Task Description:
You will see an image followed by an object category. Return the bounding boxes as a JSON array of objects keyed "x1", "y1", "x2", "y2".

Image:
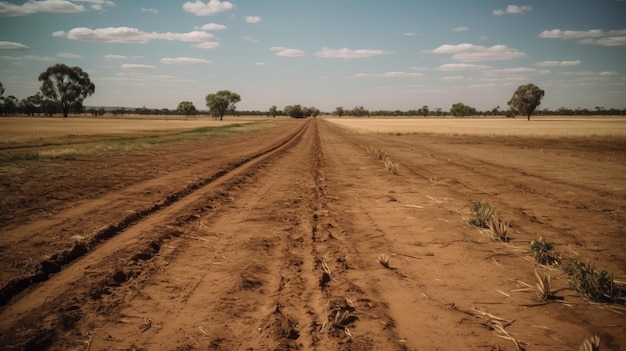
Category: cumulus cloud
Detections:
[
  {"x1": 140, "y1": 8, "x2": 158, "y2": 13},
  {"x1": 535, "y1": 60, "x2": 581, "y2": 67},
  {"x1": 0, "y1": 54, "x2": 53, "y2": 61},
  {"x1": 427, "y1": 43, "x2": 525, "y2": 62},
  {"x1": 57, "y1": 52, "x2": 82, "y2": 58},
  {"x1": 315, "y1": 47, "x2": 392, "y2": 59},
  {"x1": 539, "y1": 29, "x2": 626, "y2": 46},
  {"x1": 161, "y1": 57, "x2": 212, "y2": 65},
  {"x1": 352, "y1": 72, "x2": 424, "y2": 78},
  {"x1": 244, "y1": 36, "x2": 259, "y2": 43},
  {"x1": 57, "y1": 27, "x2": 217, "y2": 44},
  {"x1": 183, "y1": 0, "x2": 234, "y2": 16},
  {"x1": 121, "y1": 63, "x2": 155, "y2": 70},
  {"x1": 270, "y1": 47, "x2": 306, "y2": 57},
  {"x1": 104, "y1": 54, "x2": 128, "y2": 60},
  {"x1": 245, "y1": 16, "x2": 261, "y2": 23},
  {"x1": 0, "y1": 41, "x2": 29, "y2": 50},
  {"x1": 435, "y1": 63, "x2": 491, "y2": 71},
  {"x1": 192, "y1": 41, "x2": 220, "y2": 49},
  {"x1": 485, "y1": 67, "x2": 550, "y2": 76},
  {"x1": 197, "y1": 23, "x2": 227, "y2": 30},
  {"x1": 493, "y1": 5, "x2": 532, "y2": 16},
  {"x1": 441, "y1": 75, "x2": 465, "y2": 81},
  {"x1": 451, "y1": 26, "x2": 468, "y2": 32},
  {"x1": 0, "y1": 0, "x2": 85, "y2": 17}
]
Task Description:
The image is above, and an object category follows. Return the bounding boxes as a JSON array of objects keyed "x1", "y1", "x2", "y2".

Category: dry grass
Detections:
[
  {"x1": 469, "y1": 202, "x2": 495, "y2": 228},
  {"x1": 487, "y1": 217, "x2": 509, "y2": 242},
  {"x1": 377, "y1": 254, "x2": 391, "y2": 269},
  {"x1": 578, "y1": 335, "x2": 600, "y2": 351}
]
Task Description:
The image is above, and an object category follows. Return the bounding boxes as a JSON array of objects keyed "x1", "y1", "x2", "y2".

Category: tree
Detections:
[
  {"x1": 508, "y1": 83, "x2": 545, "y2": 121},
  {"x1": 284, "y1": 105, "x2": 304, "y2": 118},
  {"x1": 177, "y1": 101, "x2": 197, "y2": 118},
  {"x1": 334, "y1": 106, "x2": 345, "y2": 117},
  {"x1": 38, "y1": 64, "x2": 95, "y2": 118},
  {"x1": 450, "y1": 102, "x2": 476, "y2": 117},
  {"x1": 268, "y1": 105, "x2": 278, "y2": 118},
  {"x1": 205, "y1": 90, "x2": 241, "y2": 121},
  {"x1": 418, "y1": 105, "x2": 429, "y2": 117}
]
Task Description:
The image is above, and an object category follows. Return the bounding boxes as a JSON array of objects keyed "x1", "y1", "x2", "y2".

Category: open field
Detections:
[
  {"x1": 0, "y1": 117, "x2": 625, "y2": 350},
  {"x1": 328, "y1": 116, "x2": 626, "y2": 137}
]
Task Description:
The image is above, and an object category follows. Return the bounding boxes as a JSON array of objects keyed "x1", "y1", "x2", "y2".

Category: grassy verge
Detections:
[{"x1": 0, "y1": 121, "x2": 267, "y2": 164}]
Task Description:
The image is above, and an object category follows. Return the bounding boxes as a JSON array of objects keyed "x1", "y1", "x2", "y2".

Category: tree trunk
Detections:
[{"x1": 527, "y1": 113, "x2": 531, "y2": 121}]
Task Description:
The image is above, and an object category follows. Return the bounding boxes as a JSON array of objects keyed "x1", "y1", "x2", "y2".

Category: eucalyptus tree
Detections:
[
  {"x1": 177, "y1": 101, "x2": 197, "y2": 118},
  {"x1": 508, "y1": 83, "x2": 545, "y2": 120},
  {"x1": 38, "y1": 64, "x2": 95, "y2": 117},
  {"x1": 205, "y1": 90, "x2": 241, "y2": 121}
]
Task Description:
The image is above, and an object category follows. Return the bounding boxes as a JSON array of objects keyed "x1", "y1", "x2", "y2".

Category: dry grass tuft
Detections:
[
  {"x1": 469, "y1": 202, "x2": 495, "y2": 228},
  {"x1": 534, "y1": 269, "x2": 552, "y2": 301},
  {"x1": 530, "y1": 237, "x2": 559, "y2": 266},
  {"x1": 377, "y1": 254, "x2": 391, "y2": 269},
  {"x1": 487, "y1": 217, "x2": 509, "y2": 242},
  {"x1": 383, "y1": 157, "x2": 400, "y2": 175},
  {"x1": 578, "y1": 335, "x2": 600, "y2": 351}
]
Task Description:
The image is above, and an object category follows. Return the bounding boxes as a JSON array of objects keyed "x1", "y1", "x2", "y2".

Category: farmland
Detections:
[{"x1": 0, "y1": 116, "x2": 625, "y2": 350}]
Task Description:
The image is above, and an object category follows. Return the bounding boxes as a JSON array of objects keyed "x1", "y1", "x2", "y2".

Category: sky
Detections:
[{"x1": 1, "y1": 0, "x2": 625, "y2": 112}]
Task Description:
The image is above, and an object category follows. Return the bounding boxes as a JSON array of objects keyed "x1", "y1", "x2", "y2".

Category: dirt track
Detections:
[{"x1": 0, "y1": 118, "x2": 625, "y2": 350}]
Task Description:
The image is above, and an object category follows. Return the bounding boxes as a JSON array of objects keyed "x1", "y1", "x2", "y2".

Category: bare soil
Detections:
[{"x1": 0, "y1": 118, "x2": 624, "y2": 350}]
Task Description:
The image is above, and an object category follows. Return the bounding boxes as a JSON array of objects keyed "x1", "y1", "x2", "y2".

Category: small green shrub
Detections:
[
  {"x1": 530, "y1": 237, "x2": 559, "y2": 265},
  {"x1": 469, "y1": 202, "x2": 494, "y2": 228},
  {"x1": 564, "y1": 260, "x2": 618, "y2": 303}
]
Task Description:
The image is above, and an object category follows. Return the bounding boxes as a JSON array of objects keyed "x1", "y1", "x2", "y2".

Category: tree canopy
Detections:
[
  {"x1": 205, "y1": 90, "x2": 241, "y2": 121},
  {"x1": 38, "y1": 64, "x2": 95, "y2": 117},
  {"x1": 449, "y1": 102, "x2": 476, "y2": 117},
  {"x1": 176, "y1": 101, "x2": 197, "y2": 118},
  {"x1": 508, "y1": 83, "x2": 545, "y2": 120}
]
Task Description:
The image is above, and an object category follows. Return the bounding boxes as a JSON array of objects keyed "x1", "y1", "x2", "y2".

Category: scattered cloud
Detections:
[
  {"x1": 451, "y1": 26, "x2": 468, "y2": 32},
  {"x1": 245, "y1": 16, "x2": 261, "y2": 23},
  {"x1": 441, "y1": 75, "x2": 465, "y2": 81},
  {"x1": 121, "y1": 63, "x2": 156, "y2": 70},
  {"x1": 535, "y1": 60, "x2": 581, "y2": 67},
  {"x1": 57, "y1": 52, "x2": 83, "y2": 58},
  {"x1": 196, "y1": 23, "x2": 227, "y2": 30},
  {"x1": 140, "y1": 8, "x2": 158, "y2": 14},
  {"x1": 539, "y1": 29, "x2": 626, "y2": 46},
  {"x1": 270, "y1": 47, "x2": 306, "y2": 57},
  {"x1": 105, "y1": 54, "x2": 142, "y2": 60},
  {"x1": 182, "y1": 0, "x2": 234, "y2": 16},
  {"x1": 0, "y1": 41, "x2": 29, "y2": 50},
  {"x1": 485, "y1": 67, "x2": 550, "y2": 76},
  {"x1": 403, "y1": 32, "x2": 416, "y2": 36},
  {"x1": 0, "y1": 54, "x2": 53, "y2": 61},
  {"x1": 315, "y1": 47, "x2": 392, "y2": 59},
  {"x1": 353, "y1": 72, "x2": 424, "y2": 78},
  {"x1": 493, "y1": 5, "x2": 532, "y2": 16},
  {"x1": 56, "y1": 27, "x2": 217, "y2": 44},
  {"x1": 0, "y1": 0, "x2": 85, "y2": 17},
  {"x1": 192, "y1": 41, "x2": 220, "y2": 49},
  {"x1": 435, "y1": 63, "x2": 491, "y2": 71},
  {"x1": 427, "y1": 43, "x2": 525, "y2": 62},
  {"x1": 254, "y1": 62, "x2": 266, "y2": 66},
  {"x1": 244, "y1": 36, "x2": 259, "y2": 43},
  {"x1": 161, "y1": 57, "x2": 212, "y2": 65}
]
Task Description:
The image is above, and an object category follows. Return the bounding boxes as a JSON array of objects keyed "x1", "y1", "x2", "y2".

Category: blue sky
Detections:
[{"x1": 1, "y1": 0, "x2": 625, "y2": 112}]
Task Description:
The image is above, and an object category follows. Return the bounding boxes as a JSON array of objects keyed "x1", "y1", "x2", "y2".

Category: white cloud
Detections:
[
  {"x1": 121, "y1": 64, "x2": 156, "y2": 70},
  {"x1": 57, "y1": 52, "x2": 83, "y2": 58},
  {"x1": 254, "y1": 62, "x2": 266, "y2": 66},
  {"x1": 0, "y1": 0, "x2": 85, "y2": 17},
  {"x1": 451, "y1": 26, "x2": 468, "y2": 32},
  {"x1": 52, "y1": 30, "x2": 66, "y2": 37},
  {"x1": 0, "y1": 41, "x2": 29, "y2": 50},
  {"x1": 535, "y1": 60, "x2": 580, "y2": 67},
  {"x1": 435, "y1": 63, "x2": 491, "y2": 71},
  {"x1": 244, "y1": 36, "x2": 258, "y2": 43},
  {"x1": 0, "y1": 55, "x2": 53, "y2": 61},
  {"x1": 105, "y1": 54, "x2": 128, "y2": 60},
  {"x1": 140, "y1": 8, "x2": 158, "y2": 14},
  {"x1": 353, "y1": 72, "x2": 424, "y2": 78},
  {"x1": 539, "y1": 29, "x2": 626, "y2": 46},
  {"x1": 403, "y1": 32, "x2": 416, "y2": 36},
  {"x1": 245, "y1": 16, "x2": 261, "y2": 23},
  {"x1": 161, "y1": 57, "x2": 212, "y2": 65},
  {"x1": 193, "y1": 41, "x2": 220, "y2": 49},
  {"x1": 427, "y1": 43, "x2": 525, "y2": 62},
  {"x1": 315, "y1": 47, "x2": 392, "y2": 59},
  {"x1": 270, "y1": 47, "x2": 306, "y2": 57},
  {"x1": 182, "y1": 0, "x2": 234, "y2": 16},
  {"x1": 441, "y1": 75, "x2": 465, "y2": 81},
  {"x1": 493, "y1": 5, "x2": 532, "y2": 16},
  {"x1": 197, "y1": 23, "x2": 227, "y2": 30},
  {"x1": 485, "y1": 67, "x2": 550, "y2": 76},
  {"x1": 59, "y1": 27, "x2": 217, "y2": 44}
]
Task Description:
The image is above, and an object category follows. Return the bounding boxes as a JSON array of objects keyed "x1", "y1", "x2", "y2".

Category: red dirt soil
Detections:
[{"x1": 0, "y1": 118, "x2": 624, "y2": 350}]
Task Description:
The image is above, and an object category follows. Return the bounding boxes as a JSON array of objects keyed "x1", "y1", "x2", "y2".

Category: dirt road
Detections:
[{"x1": 1, "y1": 118, "x2": 624, "y2": 350}]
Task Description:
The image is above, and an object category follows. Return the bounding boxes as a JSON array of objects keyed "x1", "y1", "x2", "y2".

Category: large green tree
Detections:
[
  {"x1": 205, "y1": 90, "x2": 241, "y2": 121},
  {"x1": 268, "y1": 105, "x2": 278, "y2": 118},
  {"x1": 176, "y1": 101, "x2": 197, "y2": 118},
  {"x1": 508, "y1": 83, "x2": 545, "y2": 120},
  {"x1": 38, "y1": 64, "x2": 95, "y2": 118},
  {"x1": 450, "y1": 102, "x2": 476, "y2": 117}
]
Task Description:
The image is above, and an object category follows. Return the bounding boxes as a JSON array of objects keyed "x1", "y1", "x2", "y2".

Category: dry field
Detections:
[{"x1": 0, "y1": 116, "x2": 625, "y2": 350}]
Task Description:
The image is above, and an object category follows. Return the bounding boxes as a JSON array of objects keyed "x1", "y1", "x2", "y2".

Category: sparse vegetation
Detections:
[
  {"x1": 530, "y1": 237, "x2": 559, "y2": 265},
  {"x1": 377, "y1": 254, "x2": 391, "y2": 269},
  {"x1": 469, "y1": 202, "x2": 495, "y2": 228},
  {"x1": 487, "y1": 217, "x2": 509, "y2": 242},
  {"x1": 578, "y1": 335, "x2": 600, "y2": 351},
  {"x1": 565, "y1": 260, "x2": 619, "y2": 303}
]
